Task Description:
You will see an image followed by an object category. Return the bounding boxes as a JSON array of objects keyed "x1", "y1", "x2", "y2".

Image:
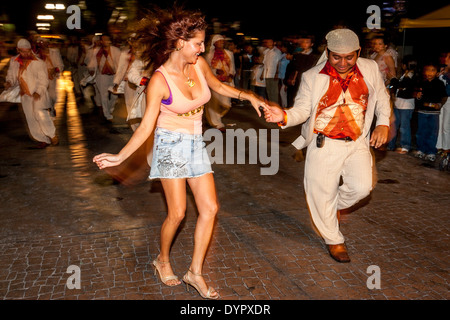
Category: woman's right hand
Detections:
[{"x1": 93, "y1": 153, "x2": 123, "y2": 169}]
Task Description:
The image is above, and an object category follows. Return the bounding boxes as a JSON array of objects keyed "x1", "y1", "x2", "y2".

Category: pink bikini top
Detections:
[{"x1": 155, "y1": 64, "x2": 211, "y2": 134}]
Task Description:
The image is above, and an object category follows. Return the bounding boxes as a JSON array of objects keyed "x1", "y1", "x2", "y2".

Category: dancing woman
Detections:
[{"x1": 93, "y1": 6, "x2": 267, "y2": 299}]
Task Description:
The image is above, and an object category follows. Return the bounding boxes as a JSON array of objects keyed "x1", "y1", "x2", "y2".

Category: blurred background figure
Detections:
[
  {"x1": 65, "y1": 36, "x2": 83, "y2": 100},
  {"x1": 414, "y1": 61, "x2": 447, "y2": 162},
  {"x1": 370, "y1": 34, "x2": 398, "y2": 87},
  {"x1": 277, "y1": 42, "x2": 293, "y2": 108},
  {"x1": 88, "y1": 34, "x2": 121, "y2": 122},
  {"x1": 261, "y1": 37, "x2": 282, "y2": 104},
  {"x1": 285, "y1": 34, "x2": 319, "y2": 108},
  {"x1": 238, "y1": 44, "x2": 254, "y2": 94},
  {"x1": 80, "y1": 35, "x2": 102, "y2": 112},
  {"x1": 4, "y1": 39, "x2": 58, "y2": 149},
  {"x1": 205, "y1": 34, "x2": 235, "y2": 131},
  {"x1": 387, "y1": 55, "x2": 417, "y2": 154},
  {"x1": 250, "y1": 51, "x2": 266, "y2": 99},
  {"x1": 112, "y1": 34, "x2": 148, "y2": 132},
  {"x1": 436, "y1": 52, "x2": 450, "y2": 161},
  {"x1": 34, "y1": 37, "x2": 64, "y2": 117}
]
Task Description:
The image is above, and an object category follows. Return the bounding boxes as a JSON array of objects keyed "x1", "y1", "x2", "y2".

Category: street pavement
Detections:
[{"x1": 0, "y1": 84, "x2": 449, "y2": 304}]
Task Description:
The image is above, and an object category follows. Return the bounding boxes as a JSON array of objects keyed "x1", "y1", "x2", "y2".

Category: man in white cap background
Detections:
[
  {"x1": 204, "y1": 34, "x2": 236, "y2": 131},
  {"x1": 4, "y1": 38, "x2": 58, "y2": 149},
  {"x1": 264, "y1": 29, "x2": 391, "y2": 262}
]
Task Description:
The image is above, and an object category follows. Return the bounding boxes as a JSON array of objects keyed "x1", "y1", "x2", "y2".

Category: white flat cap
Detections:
[
  {"x1": 326, "y1": 29, "x2": 360, "y2": 54},
  {"x1": 17, "y1": 38, "x2": 31, "y2": 49}
]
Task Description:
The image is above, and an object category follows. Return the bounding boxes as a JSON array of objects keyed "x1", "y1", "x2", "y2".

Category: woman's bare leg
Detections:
[
  {"x1": 156, "y1": 178, "x2": 187, "y2": 286},
  {"x1": 185, "y1": 173, "x2": 219, "y2": 297}
]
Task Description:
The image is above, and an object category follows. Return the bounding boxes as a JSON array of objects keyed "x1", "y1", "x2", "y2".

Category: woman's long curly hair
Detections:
[{"x1": 133, "y1": 5, "x2": 207, "y2": 74}]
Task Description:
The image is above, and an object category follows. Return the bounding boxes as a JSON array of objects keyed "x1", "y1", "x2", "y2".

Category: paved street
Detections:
[{"x1": 0, "y1": 83, "x2": 449, "y2": 304}]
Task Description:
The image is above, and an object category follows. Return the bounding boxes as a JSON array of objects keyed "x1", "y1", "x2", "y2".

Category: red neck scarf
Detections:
[
  {"x1": 97, "y1": 47, "x2": 115, "y2": 75},
  {"x1": 319, "y1": 61, "x2": 362, "y2": 92}
]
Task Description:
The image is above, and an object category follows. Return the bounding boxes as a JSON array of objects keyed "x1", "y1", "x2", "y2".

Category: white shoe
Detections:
[{"x1": 414, "y1": 151, "x2": 425, "y2": 159}]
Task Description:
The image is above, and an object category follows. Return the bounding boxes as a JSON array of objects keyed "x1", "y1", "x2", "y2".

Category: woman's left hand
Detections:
[
  {"x1": 244, "y1": 91, "x2": 269, "y2": 117},
  {"x1": 93, "y1": 153, "x2": 123, "y2": 169}
]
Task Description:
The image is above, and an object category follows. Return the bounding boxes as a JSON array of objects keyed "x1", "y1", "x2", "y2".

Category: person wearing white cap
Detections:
[
  {"x1": 4, "y1": 38, "x2": 58, "y2": 148},
  {"x1": 264, "y1": 29, "x2": 391, "y2": 262},
  {"x1": 204, "y1": 34, "x2": 236, "y2": 131}
]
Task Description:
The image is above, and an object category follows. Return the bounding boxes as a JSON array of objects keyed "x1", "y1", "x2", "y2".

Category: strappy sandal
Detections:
[
  {"x1": 152, "y1": 256, "x2": 180, "y2": 286},
  {"x1": 182, "y1": 269, "x2": 219, "y2": 300}
]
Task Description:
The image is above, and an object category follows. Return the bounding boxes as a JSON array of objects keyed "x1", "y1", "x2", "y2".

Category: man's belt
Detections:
[
  {"x1": 316, "y1": 132, "x2": 352, "y2": 148},
  {"x1": 332, "y1": 136, "x2": 353, "y2": 142}
]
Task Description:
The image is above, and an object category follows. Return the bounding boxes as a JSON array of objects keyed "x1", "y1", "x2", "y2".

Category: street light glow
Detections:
[
  {"x1": 45, "y1": 3, "x2": 66, "y2": 10},
  {"x1": 37, "y1": 15, "x2": 55, "y2": 20}
]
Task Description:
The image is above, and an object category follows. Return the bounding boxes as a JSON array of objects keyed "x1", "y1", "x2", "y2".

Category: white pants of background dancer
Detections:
[
  {"x1": 205, "y1": 80, "x2": 233, "y2": 129},
  {"x1": 123, "y1": 82, "x2": 138, "y2": 129},
  {"x1": 21, "y1": 94, "x2": 56, "y2": 144},
  {"x1": 304, "y1": 134, "x2": 373, "y2": 245},
  {"x1": 96, "y1": 73, "x2": 117, "y2": 120},
  {"x1": 436, "y1": 99, "x2": 450, "y2": 150},
  {"x1": 48, "y1": 77, "x2": 58, "y2": 115}
]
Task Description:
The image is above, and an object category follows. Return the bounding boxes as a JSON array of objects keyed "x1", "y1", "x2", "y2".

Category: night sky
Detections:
[
  {"x1": 3, "y1": 0, "x2": 450, "y2": 58},
  {"x1": 4, "y1": 0, "x2": 449, "y2": 35}
]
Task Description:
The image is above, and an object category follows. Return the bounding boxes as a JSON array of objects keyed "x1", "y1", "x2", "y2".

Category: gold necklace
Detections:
[{"x1": 184, "y1": 65, "x2": 195, "y2": 88}]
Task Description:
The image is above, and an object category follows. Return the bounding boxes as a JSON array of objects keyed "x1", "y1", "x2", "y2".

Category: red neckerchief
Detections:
[
  {"x1": 15, "y1": 55, "x2": 37, "y2": 96},
  {"x1": 97, "y1": 47, "x2": 115, "y2": 75},
  {"x1": 96, "y1": 47, "x2": 108, "y2": 64},
  {"x1": 211, "y1": 49, "x2": 230, "y2": 82},
  {"x1": 15, "y1": 54, "x2": 37, "y2": 67},
  {"x1": 316, "y1": 61, "x2": 368, "y2": 141},
  {"x1": 320, "y1": 61, "x2": 363, "y2": 92}
]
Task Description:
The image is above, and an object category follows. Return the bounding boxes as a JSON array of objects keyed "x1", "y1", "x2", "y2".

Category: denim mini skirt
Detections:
[{"x1": 149, "y1": 127, "x2": 213, "y2": 179}]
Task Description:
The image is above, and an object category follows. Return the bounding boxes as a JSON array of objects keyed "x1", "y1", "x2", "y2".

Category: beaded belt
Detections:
[{"x1": 177, "y1": 105, "x2": 204, "y2": 117}]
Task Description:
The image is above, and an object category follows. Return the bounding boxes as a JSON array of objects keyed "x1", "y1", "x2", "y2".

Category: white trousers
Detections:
[
  {"x1": 304, "y1": 134, "x2": 373, "y2": 245},
  {"x1": 96, "y1": 74, "x2": 118, "y2": 120},
  {"x1": 48, "y1": 77, "x2": 57, "y2": 106},
  {"x1": 205, "y1": 81, "x2": 233, "y2": 129},
  {"x1": 436, "y1": 99, "x2": 450, "y2": 150},
  {"x1": 21, "y1": 95, "x2": 56, "y2": 144},
  {"x1": 279, "y1": 82, "x2": 288, "y2": 108}
]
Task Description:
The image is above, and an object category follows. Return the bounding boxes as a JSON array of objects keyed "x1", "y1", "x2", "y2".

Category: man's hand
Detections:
[
  {"x1": 263, "y1": 103, "x2": 285, "y2": 123},
  {"x1": 4, "y1": 82, "x2": 12, "y2": 90},
  {"x1": 32, "y1": 92, "x2": 41, "y2": 101},
  {"x1": 370, "y1": 125, "x2": 389, "y2": 149}
]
